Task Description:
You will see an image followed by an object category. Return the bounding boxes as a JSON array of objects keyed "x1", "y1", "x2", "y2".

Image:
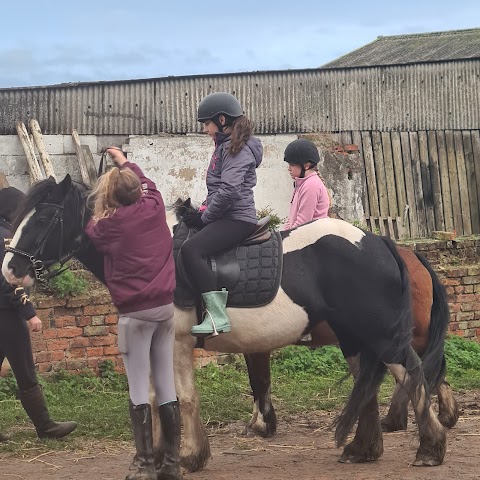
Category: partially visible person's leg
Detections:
[
  {"x1": 0, "y1": 310, "x2": 76, "y2": 439},
  {"x1": 149, "y1": 309, "x2": 182, "y2": 480},
  {"x1": 118, "y1": 315, "x2": 158, "y2": 480}
]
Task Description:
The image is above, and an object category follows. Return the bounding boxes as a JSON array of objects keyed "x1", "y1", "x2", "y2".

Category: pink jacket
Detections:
[{"x1": 283, "y1": 174, "x2": 330, "y2": 230}]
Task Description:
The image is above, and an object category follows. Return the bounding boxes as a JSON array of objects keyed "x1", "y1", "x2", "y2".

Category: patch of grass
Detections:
[{"x1": 0, "y1": 337, "x2": 478, "y2": 453}]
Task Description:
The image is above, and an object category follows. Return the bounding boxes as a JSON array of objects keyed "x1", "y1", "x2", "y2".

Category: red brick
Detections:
[
  {"x1": 84, "y1": 305, "x2": 112, "y2": 315},
  {"x1": 109, "y1": 325, "x2": 118, "y2": 335},
  {"x1": 34, "y1": 351, "x2": 52, "y2": 363},
  {"x1": 69, "y1": 348, "x2": 86, "y2": 359},
  {"x1": 55, "y1": 316, "x2": 76, "y2": 328},
  {"x1": 87, "y1": 358, "x2": 100, "y2": 369},
  {"x1": 444, "y1": 278, "x2": 461, "y2": 286},
  {"x1": 84, "y1": 326, "x2": 110, "y2": 336},
  {"x1": 456, "y1": 294, "x2": 476, "y2": 303},
  {"x1": 66, "y1": 297, "x2": 90, "y2": 308},
  {"x1": 86, "y1": 347, "x2": 104, "y2": 357},
  {"x1": 42, "y1": 329, "x2": 58, "y2": 339},
  {"x1": 449, "y1": 304, "x2": 461, "y2": 313},
  {"x1": 47, "y1": 339, "x2": 69, "y2": 351},
  {"x1": 55, "y1": 306, "x2": 83, "y2": 316},
  {"x1": 76, "y1": 316, "x2": 91, "y2": 327},
  {"x1": 103, "y1": 346, "x2": 119, "y2": 356},
  {"x1": 105, "y1": 315, "x2": 118, "y2": 325},
  {"x1": 89, "y1": 336, "x2": 115, "y2": 347},
  {"x1": 70, "y1": 337, "x2": 89, "y2": 348},
  {"x1": 454, "y1": 286, "x2": 465, "y2": 294},
  {"x1": 57, "y1": 327, "x2": 83, "y2": 338},
  {"x1": 51, "y1": 351, "x2": 66, "y2": 362},
  {"x1": 31, "y1": 340, "x2": 48, "y2": 352}
]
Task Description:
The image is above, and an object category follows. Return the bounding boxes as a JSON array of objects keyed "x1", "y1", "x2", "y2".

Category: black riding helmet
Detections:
[
  {"x1": 284, "y1": 138, "x2": 320, "y2": 166},
  {"x1": 197, "y1": 92, "x2": 244, "y2": 129}
]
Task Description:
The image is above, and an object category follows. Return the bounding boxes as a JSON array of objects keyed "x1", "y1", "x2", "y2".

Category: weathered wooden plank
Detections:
[
  {"x1": 381, "y1": 132, "x2": 398, "y2": 217},
  {"x1": 418, "y1": 131, "x2": 435, "y2": 235},
  {"x1": 72, "y1": 129, "x2": 97, "y2": 185},
  {"x1": 471, "y1": 130, "x2": 480, "y2": 230},
  {"x1": 436, "y1": 131, "x2": 454, "y2": 232},
  {"x1": 81, "y1": 145, "x2": 99, "y2": 182},
  {"x1": 352, "y1": 131, "x2": 370, "y2": 217},
  {"x1": 409, "y1": 132, "x2": 427, "y2": 237},
  {"x1": 426, "y1": 131, "x2": 445, "y2": 231},
  {"x1": 445, "y1": 130, "x2": 463, "y2": 234},
  {"x1": 454, "y1": 131, "x2": 471, "y2": 235},
  {"x1": 462, "y1": 131, "x2": 479, "y2": 234},
  {"x1": 400, "y1": 132, "x2": 418, "y2": 238},
  {"x1": 29, "y1": 119, "x2": 56, "y2": 179},
  {"x1": 371, "y1": 131, "x2": 389, "y2": 217},
  {"x1": 15, "y1": 121, "x2": 44, "y2": 182},
  {"x1": 391, "y1": 132, "x2": 410, "y2": 237},
  {"x1": 0, "y1": 173, "x2": 9, "y2": 189},
  {"x1": 361, "y1": 131, "x2": 380, "y2": 218}
]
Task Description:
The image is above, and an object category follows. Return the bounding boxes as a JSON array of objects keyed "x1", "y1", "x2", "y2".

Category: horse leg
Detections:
[
  {"x1": 174, "y1": 335, "x2": 211, "y2": 472},
  {"x1": 381, "y1": 381, "x2": 409, "y2": 432},
  {"x1": 339, "y1": 356, "x2": 384, "y2": 463},
  {"x1": 387, "y1": 350, "x2": 446, "y2": 466},
  {"x1": 437, "y1": 380, "x2": 460, "y2": 429},
  {"x1": 243, "y1": 352, "x2": 277, "y2": 438}
]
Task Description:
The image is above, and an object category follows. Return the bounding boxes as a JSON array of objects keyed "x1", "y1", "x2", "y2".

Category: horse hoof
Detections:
[
  {"x1": 412, "y1": 458, "x2": 442, "y2": 467},
  {"x1": 381, "y1": 420, "x2": 407, "y2": 433}
]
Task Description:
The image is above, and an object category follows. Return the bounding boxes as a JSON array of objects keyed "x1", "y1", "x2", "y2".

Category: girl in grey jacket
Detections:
[{"x1": 182, "y1": 92, "x2": 263, "y2": 337}]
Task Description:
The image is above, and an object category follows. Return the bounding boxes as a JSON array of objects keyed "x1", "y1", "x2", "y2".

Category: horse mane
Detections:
[{"x1": 13, "y1": 177, "x2": 91, "y2": 230}]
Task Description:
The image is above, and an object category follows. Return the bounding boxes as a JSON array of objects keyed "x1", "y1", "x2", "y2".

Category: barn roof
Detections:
[{"x1": 323, "y1": 28, "x2": 480, "y2": 68}]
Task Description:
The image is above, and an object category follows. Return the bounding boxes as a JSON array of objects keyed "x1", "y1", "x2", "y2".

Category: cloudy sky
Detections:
[{"x1": 1, "y1": 0, "x2": 479, "y2": 88}]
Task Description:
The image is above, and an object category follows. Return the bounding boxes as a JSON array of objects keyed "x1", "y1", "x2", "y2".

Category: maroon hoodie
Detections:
[{"x1": 85, "y1": 162, "x2": 175, "y2": 314}]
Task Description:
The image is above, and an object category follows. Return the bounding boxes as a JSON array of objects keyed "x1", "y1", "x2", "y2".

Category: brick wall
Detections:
[
  {"x1": 2, "y1": 236, "x2": 479, "y2": 376},
  {"x1": 400, "y1": 236, "x2": 480, "y2": 339}
]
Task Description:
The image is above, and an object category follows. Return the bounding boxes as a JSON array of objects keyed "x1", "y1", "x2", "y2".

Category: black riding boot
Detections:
[
  {"x1": 126, "y1": 402, "x2": 156, "y2": 480},
  {"x1": 157, "y1": 401, "x2": 183, "y2": 480},
  {"x1": 19, "y1": 385, "x2": 77, "y2": 439}
]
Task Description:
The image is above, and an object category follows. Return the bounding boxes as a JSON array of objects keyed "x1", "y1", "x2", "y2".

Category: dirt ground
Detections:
[{"x1": 1, "y1": 392, "x2": 479, "y2": 480}]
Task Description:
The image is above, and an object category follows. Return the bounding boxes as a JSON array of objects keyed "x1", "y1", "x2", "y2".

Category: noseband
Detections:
[{"x1": 5, "y1": 202, "x2": 80, "y2": 281}]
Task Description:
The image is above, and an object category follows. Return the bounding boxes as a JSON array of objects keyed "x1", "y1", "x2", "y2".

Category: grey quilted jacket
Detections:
[{"x1": 201, "y1": 132, "x2": 263, "y2": 225}]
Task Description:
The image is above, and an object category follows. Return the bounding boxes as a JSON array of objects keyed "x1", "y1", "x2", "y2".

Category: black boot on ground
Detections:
[{"x1": 19, "y1": 385, "x2": 77, "y2": 439}]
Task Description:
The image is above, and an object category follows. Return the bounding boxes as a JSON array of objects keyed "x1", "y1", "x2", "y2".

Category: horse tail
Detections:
[
  {"x1": 335, "y1": 236, "x2": 415, "y2": 446},
  {"x1": 414, "y1": 251, "x2": 450, "y2": 391}
]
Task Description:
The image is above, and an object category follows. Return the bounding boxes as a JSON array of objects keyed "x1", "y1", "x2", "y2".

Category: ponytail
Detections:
[{"x1": 228, "y1": 116, "x2": 253, "y2": 155}]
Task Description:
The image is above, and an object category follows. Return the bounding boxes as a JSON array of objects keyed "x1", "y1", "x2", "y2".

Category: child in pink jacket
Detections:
[{"x1": 282, "y1": 138, "x2": 330, "y2": 230}]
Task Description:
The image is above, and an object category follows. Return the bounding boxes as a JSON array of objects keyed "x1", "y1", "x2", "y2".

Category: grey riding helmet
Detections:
[
  {"x1": 284, "y1": 138, "x2": 320, "y2": 165},
  {"x1": 197, "y1": 92, "x2": 244, "y2": 122}
]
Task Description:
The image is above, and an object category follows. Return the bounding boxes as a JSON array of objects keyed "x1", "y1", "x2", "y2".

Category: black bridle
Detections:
[{"x1": 5, "y1": 202, "x2": 83, "y2": 281}]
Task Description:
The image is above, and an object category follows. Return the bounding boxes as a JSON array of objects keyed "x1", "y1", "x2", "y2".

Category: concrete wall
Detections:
[{"x1": 0, "y1": 133, "x2": 364, "y2": 222}]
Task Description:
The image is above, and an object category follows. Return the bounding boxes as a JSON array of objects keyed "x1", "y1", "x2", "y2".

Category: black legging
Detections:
[
  {"x1": 0, "y1": 309, "x2": 38, "y2": 391},
  {"x1": 181, "y1": 217, "x2": 256, "y2": 293}
]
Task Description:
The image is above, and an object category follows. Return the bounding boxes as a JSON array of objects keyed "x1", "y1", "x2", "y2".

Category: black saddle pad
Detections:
[{"x1": 172, "y1": 221, "x2": 283, "y2": 308}]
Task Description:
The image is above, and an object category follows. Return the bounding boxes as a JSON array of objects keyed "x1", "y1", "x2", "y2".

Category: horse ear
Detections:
[
  {"x1": 183, "y1": 198, "x2": 191, "y2": 209},
  {"x1": 52, "y1": 174, "x2": 72, "y2": 202},
  {"x1": 174, "y1": 198, "x2": 183, "y2": 208}
]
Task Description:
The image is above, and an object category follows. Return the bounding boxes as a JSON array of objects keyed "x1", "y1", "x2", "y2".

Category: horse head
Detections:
[
  {"x1": 2, "y1": 175, "x2": 88, "y2": 287},
  {"x1": 166, "y1": 197, "x2": 197, "y2": 234}
]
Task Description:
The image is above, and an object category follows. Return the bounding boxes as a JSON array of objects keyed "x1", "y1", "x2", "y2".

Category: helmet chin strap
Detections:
[{"x1": 213, "y1": 115, "x2": 232, "y2": 133}]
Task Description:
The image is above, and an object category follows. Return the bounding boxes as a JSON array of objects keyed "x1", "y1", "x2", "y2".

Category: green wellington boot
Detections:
[{"x1": 190, "y1": 289, "x2": 231, "y2": 338}]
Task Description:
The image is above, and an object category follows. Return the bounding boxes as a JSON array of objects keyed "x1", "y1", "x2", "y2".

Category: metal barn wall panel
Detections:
[{"x1": 1, "y1": 60, "x2": 479, "y2": 135}]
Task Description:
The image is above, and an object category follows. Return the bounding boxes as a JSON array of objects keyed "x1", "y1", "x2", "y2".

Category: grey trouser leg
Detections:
[{"x1": 118, "y1": 304, "x2": 177, "y2": 406}]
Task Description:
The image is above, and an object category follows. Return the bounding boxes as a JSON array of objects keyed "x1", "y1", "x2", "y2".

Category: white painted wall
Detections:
[{"x1": 0, "y1": 133, "x2": 363, "y2": 222}]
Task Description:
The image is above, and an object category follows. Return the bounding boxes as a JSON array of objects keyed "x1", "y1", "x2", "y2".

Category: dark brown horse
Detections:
[{"x1": 244, "y1": 246, "x2": 459, "y2": 438}]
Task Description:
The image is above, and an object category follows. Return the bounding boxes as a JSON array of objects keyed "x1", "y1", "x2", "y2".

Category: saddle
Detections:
[{"x1": 173, "y1": 217, "x2": 283, "y2": 309}]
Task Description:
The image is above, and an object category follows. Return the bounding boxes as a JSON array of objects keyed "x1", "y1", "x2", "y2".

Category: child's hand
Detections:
[{"x1": 106, "y1": 147, "x2": 128, "y2": 167}]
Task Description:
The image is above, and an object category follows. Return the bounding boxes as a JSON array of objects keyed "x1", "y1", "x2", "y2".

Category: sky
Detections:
[{"x1": 1, "y1": 0, "x2": 480, "y2": 89}]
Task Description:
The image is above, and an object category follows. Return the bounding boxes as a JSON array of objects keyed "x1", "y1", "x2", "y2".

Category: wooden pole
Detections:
[
  {"x1": 72, "y1": 129, "x2": 97, "y2": 185},
  {"x1": 0, "y1": 173, "x2": 9, "y2": 189},
  {"x1": 15, "y1": 121, "x2": 44, "y2": 182},
  {"x1": 29, "y1": 119, "x2": 56, "y2": 179}
]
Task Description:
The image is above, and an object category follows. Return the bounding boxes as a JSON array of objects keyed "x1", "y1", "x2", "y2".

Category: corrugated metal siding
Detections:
[{"x1": 1, "y1": 60, "x2": 479, "y2": 135}]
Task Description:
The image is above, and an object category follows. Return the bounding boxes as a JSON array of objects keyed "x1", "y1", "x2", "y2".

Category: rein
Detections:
[{"x1": 5, "y1": 202, "x2": 84, "y2": 282}]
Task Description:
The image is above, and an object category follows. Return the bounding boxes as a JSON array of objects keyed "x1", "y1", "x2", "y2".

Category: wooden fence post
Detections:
[
  {"x1": 29, "y1": 119, "x2": 56, "y2": 180},
  {"x1": 72, "y1": 129, "x2": 97, "y2": 185},
  {"x1": 15, "y1": 121, "x2": 44, "y2": 182}
]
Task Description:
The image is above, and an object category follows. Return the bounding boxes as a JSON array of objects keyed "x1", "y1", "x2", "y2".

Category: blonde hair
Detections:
[{"x1": 89, "y1": 167, "x2": 142, "y2": 222}]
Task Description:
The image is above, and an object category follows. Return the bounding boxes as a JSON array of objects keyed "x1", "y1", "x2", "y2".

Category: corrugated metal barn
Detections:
[{"x1": 1, "y1": 28, "x2": 480, "y2": 237}]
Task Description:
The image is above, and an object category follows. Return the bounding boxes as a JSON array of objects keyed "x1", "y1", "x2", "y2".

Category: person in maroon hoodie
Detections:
[{"x1": 85, "y1": 148, "x2": 181, "y2": 480}]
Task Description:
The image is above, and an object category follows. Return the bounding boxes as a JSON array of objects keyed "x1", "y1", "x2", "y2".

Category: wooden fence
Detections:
[{"x1": 328, "y1": 130, "x2": 480, "y2": 238}]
